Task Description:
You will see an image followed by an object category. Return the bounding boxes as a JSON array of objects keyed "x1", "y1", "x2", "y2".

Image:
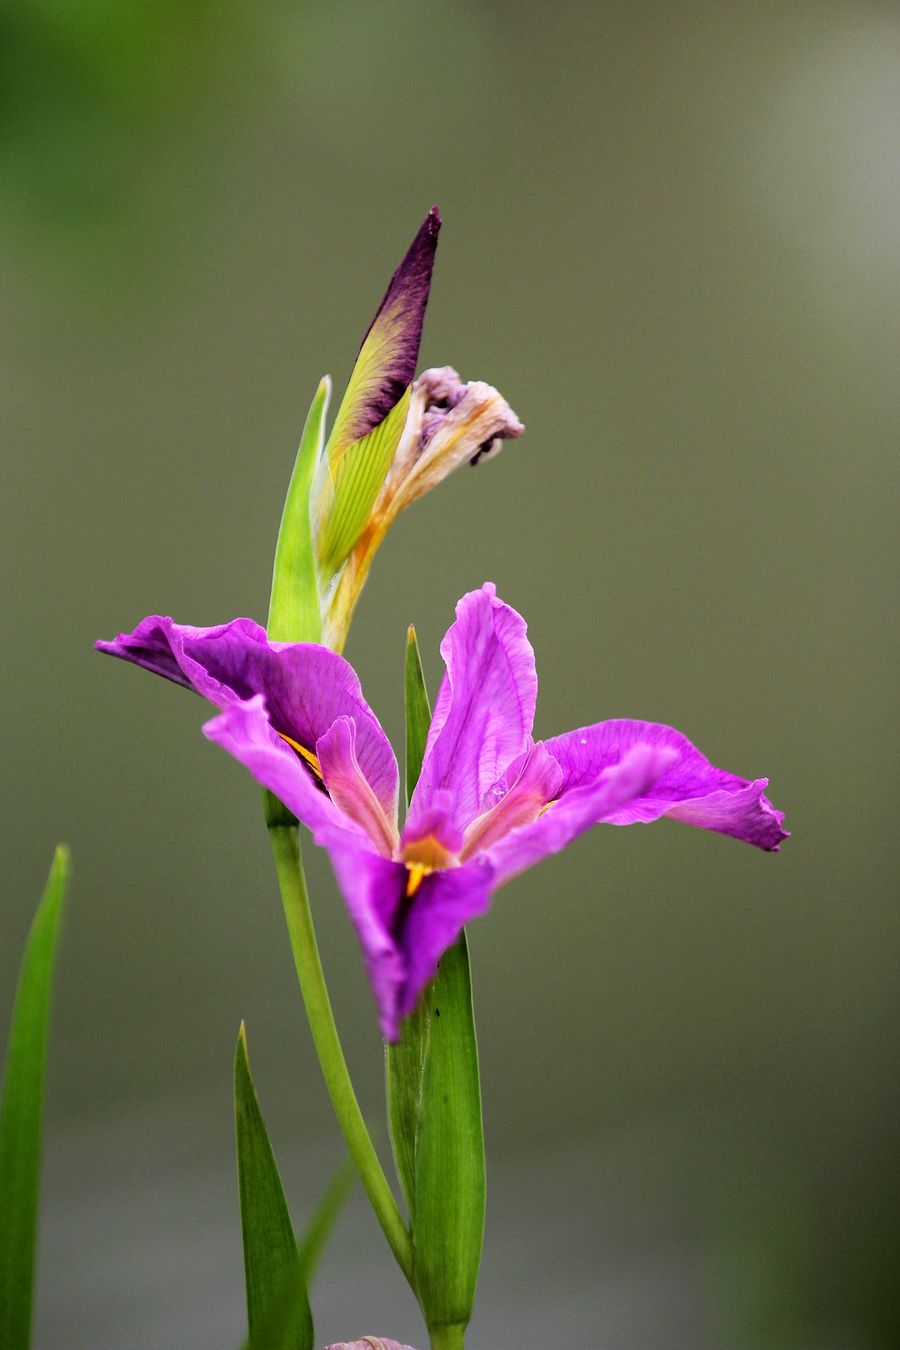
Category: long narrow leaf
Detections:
[
  {"x1": 238, "y1": 1258, "x2": 312, "y2": 1350},
  {"x1": 0, "y1": 845, "x2": 69, "y2": 1350},
  {"x1": 403, "y1": 624, "x2": 430, "y2": 810},
  {"x1": 296, "y1": 1155, "x2": 354, "y2": 1282},
  {"x1": 234, "y1": 1025, "x2": 313, "y2": 1350}
]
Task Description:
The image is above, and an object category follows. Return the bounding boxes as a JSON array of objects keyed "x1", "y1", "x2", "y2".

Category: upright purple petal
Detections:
[
  {"x1": 97, "y1": 617, "x2": 398, "y2": 821},
  {"x1": 326, "y1": 207, "x2": 441, "y2": 459},
  {"x1": 543, "y1": 719, "x2": 788, "y2": 850},
  {"x1": 409, "y1": 584, "x2": 537, "y2": 833}
]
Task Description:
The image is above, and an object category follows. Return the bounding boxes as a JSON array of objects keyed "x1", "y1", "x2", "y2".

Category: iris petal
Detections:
[{"x1": 409, "y1": 584, "x2": 537, "y2": 833}]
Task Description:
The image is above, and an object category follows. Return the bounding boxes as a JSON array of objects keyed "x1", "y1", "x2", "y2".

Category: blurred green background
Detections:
[{"x1": 2, "y1": 0, "x2": 897, "y2": 1345}]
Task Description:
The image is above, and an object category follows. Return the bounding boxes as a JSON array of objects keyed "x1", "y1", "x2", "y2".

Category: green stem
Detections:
[
  {"x1": 265, "y1": 801, "x2": 414, "y2": 1286},
  {"x1": 428, "y1": 1324, "x2": 466, "y2": 1350}
]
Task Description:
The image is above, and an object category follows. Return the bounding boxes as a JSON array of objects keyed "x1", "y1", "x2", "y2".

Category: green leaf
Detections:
[
  {"x1": 0, "y1": 845, "x2": 69, "y2": 1350},
  {"x1": 234, "y1": 1025, "x2": 313, "y2": 1350},
  {"x1": 412, "y1": 933, "x2": 485, "y2": 1337},
  {"x1": 403, "y1": 624, "x2": 431, "y2": 810},
  {"x1": 316, "y1": 386, "x2": 410, "y2": 579},
  {"x1": 268, "y1": 376, "x2": 330, "y2": 644},
  {"x1": 238, "y1": 1258, "x2": 313, "y2": 1350},
  {"x1": 296, "y1": 1154, "x2": 354, "y2": 1282}
]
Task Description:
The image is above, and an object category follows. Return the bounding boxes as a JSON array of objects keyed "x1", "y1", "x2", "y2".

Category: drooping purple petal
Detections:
[
  {"x1": 326, "y1": 207, "x2": 441, "y2": 460},
  {"x1": 409, "y1": 584, "x2": 537, "y2": 834},
  {"x1": 316, "y1": 717, "x2": 399, "y2": 856},
  {"x1": 324, "y1": 825, "x2": 495, "y2": 1039},
  {"x1": 394, "y1": 858, "x2": 496, "y2": 1029},
  {"x1": 96, "y1": 616, "x2": 270, "y2": 698},
  {"x1": 202, "y1": 695, "x2": 359, "y2": 845},
  {"x1": 323, "y1": 839, "x2": 408, "y2": 1041},
  {"x1": 543, "y1": 719, "x2": 788, "y2": 851},
  {"x1": 96, "y1": 617, "x2": 398, "y2": 822},
  {"x1": 482, "y1": 741, "x2": 679, "y2": 884}
]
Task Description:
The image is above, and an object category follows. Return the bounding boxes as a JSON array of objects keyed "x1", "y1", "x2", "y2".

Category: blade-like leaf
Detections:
[
  {"x1": 238, "y1": 1254, "x2": 312, "y2": 1350},
  {"x1": 403, "y1": 624, "x2": 431, "y2": 810},
  {"x1": 234, "y1": 1025, "x2": 313, "y2": 1350},
  {"x1": 316, "y1": 387, "x2": 410, "y2": 578},
  {"x1": 386, "y1": 629, "x2": 433, "y2": 1217},
  {"x1": 238, "y1": 1157, "x2": 355, "y2": 1350},
  {"x1": 0, "y1": 845, "x2": 69, "y2": 1350},
  {"x1": 412, "y1": 933, "x2": 485, "y2": 1337},
  {"x1": 268, "y1": 376, "x2": 331, "y2": 644},
  {"x1": 296, "y1": 1154, "x2": 354, "y2": 1282}
]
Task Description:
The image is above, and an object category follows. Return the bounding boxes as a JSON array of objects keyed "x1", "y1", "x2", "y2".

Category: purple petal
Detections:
[
  {"x1": 395, "y1": 859, "x2": 496, "y2": 1028},
  {"x1": 326, "y1": 836, "x2": 495, "y2": 1040},
  {"x1": 409, "y1": 584, "x2": 537, "y2": 833},
  {"x1": 399, "y1": 788, "x2": 463, "y2": 858},
  {"x1": 544, "y1": 719, "x2": 788, "y2": 851},
  {"x1": 202, "y1": 696, "x2": 357, "y2": 844},
  {"x1": 483, "y1": 741, "x2": 678, "y2": 883},
  {"x1": 327, "y1": 207, "x2": 441, "y2": 457},
  {"x1": 96, "y1": 616, "x2": 269, "y2": 697},
  {"x1": 96, "y1": 616, "x2": 398, "y2": 822},
  {"x1": 324, "y1": 840, "x2": 408, "y2": 1041},
  {"x1": 316, "y1": 717, "x2": 399, "y2": 856},
  {"x1": 461, "y1": 741, "x2": 563, "y2": 857}
]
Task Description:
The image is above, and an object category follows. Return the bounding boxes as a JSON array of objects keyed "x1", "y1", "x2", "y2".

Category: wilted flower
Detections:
[
  {"x1": 97, "y1": 585, "x2": 787, "y2": 1040},
  {"x1": 323, "y1": 364, "x2": 523, "y2": 649},
  {"x1": 308, "y1": 208, "x2": 523, "y2": 650}
]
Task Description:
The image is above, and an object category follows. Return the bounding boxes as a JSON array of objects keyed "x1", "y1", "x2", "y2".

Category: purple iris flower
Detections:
[{"x1": 97, "y1": 584, "x2": 787, "y2": 1040}]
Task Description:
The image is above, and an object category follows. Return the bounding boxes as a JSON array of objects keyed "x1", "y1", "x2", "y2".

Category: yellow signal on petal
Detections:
[
  {"x1": 278, "y1": 731, "x2": 323, "y2": 781},
  {"x1": 405, "y1": 862, "x2": 433, "y2": 898}
]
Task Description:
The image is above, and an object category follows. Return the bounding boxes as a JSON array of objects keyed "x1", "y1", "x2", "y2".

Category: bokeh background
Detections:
[{"x1": 2, "y1": 1, "x2": 898, "y2": 1346}]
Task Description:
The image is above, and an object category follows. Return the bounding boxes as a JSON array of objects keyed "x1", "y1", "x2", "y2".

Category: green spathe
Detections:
[{"x1": 268, "y1": 376, "x2": 331, "y2": 645}]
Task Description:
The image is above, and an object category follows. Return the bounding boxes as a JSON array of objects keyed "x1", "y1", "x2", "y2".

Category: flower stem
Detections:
[{"x1": 265, "y1": 797, "x2": 414, "y2": 1286}]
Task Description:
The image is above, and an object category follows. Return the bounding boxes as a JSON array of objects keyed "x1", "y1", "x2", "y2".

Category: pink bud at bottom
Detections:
[{"x1": 322, "y1": 1340, "x2": 419, "y2": 1350}]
